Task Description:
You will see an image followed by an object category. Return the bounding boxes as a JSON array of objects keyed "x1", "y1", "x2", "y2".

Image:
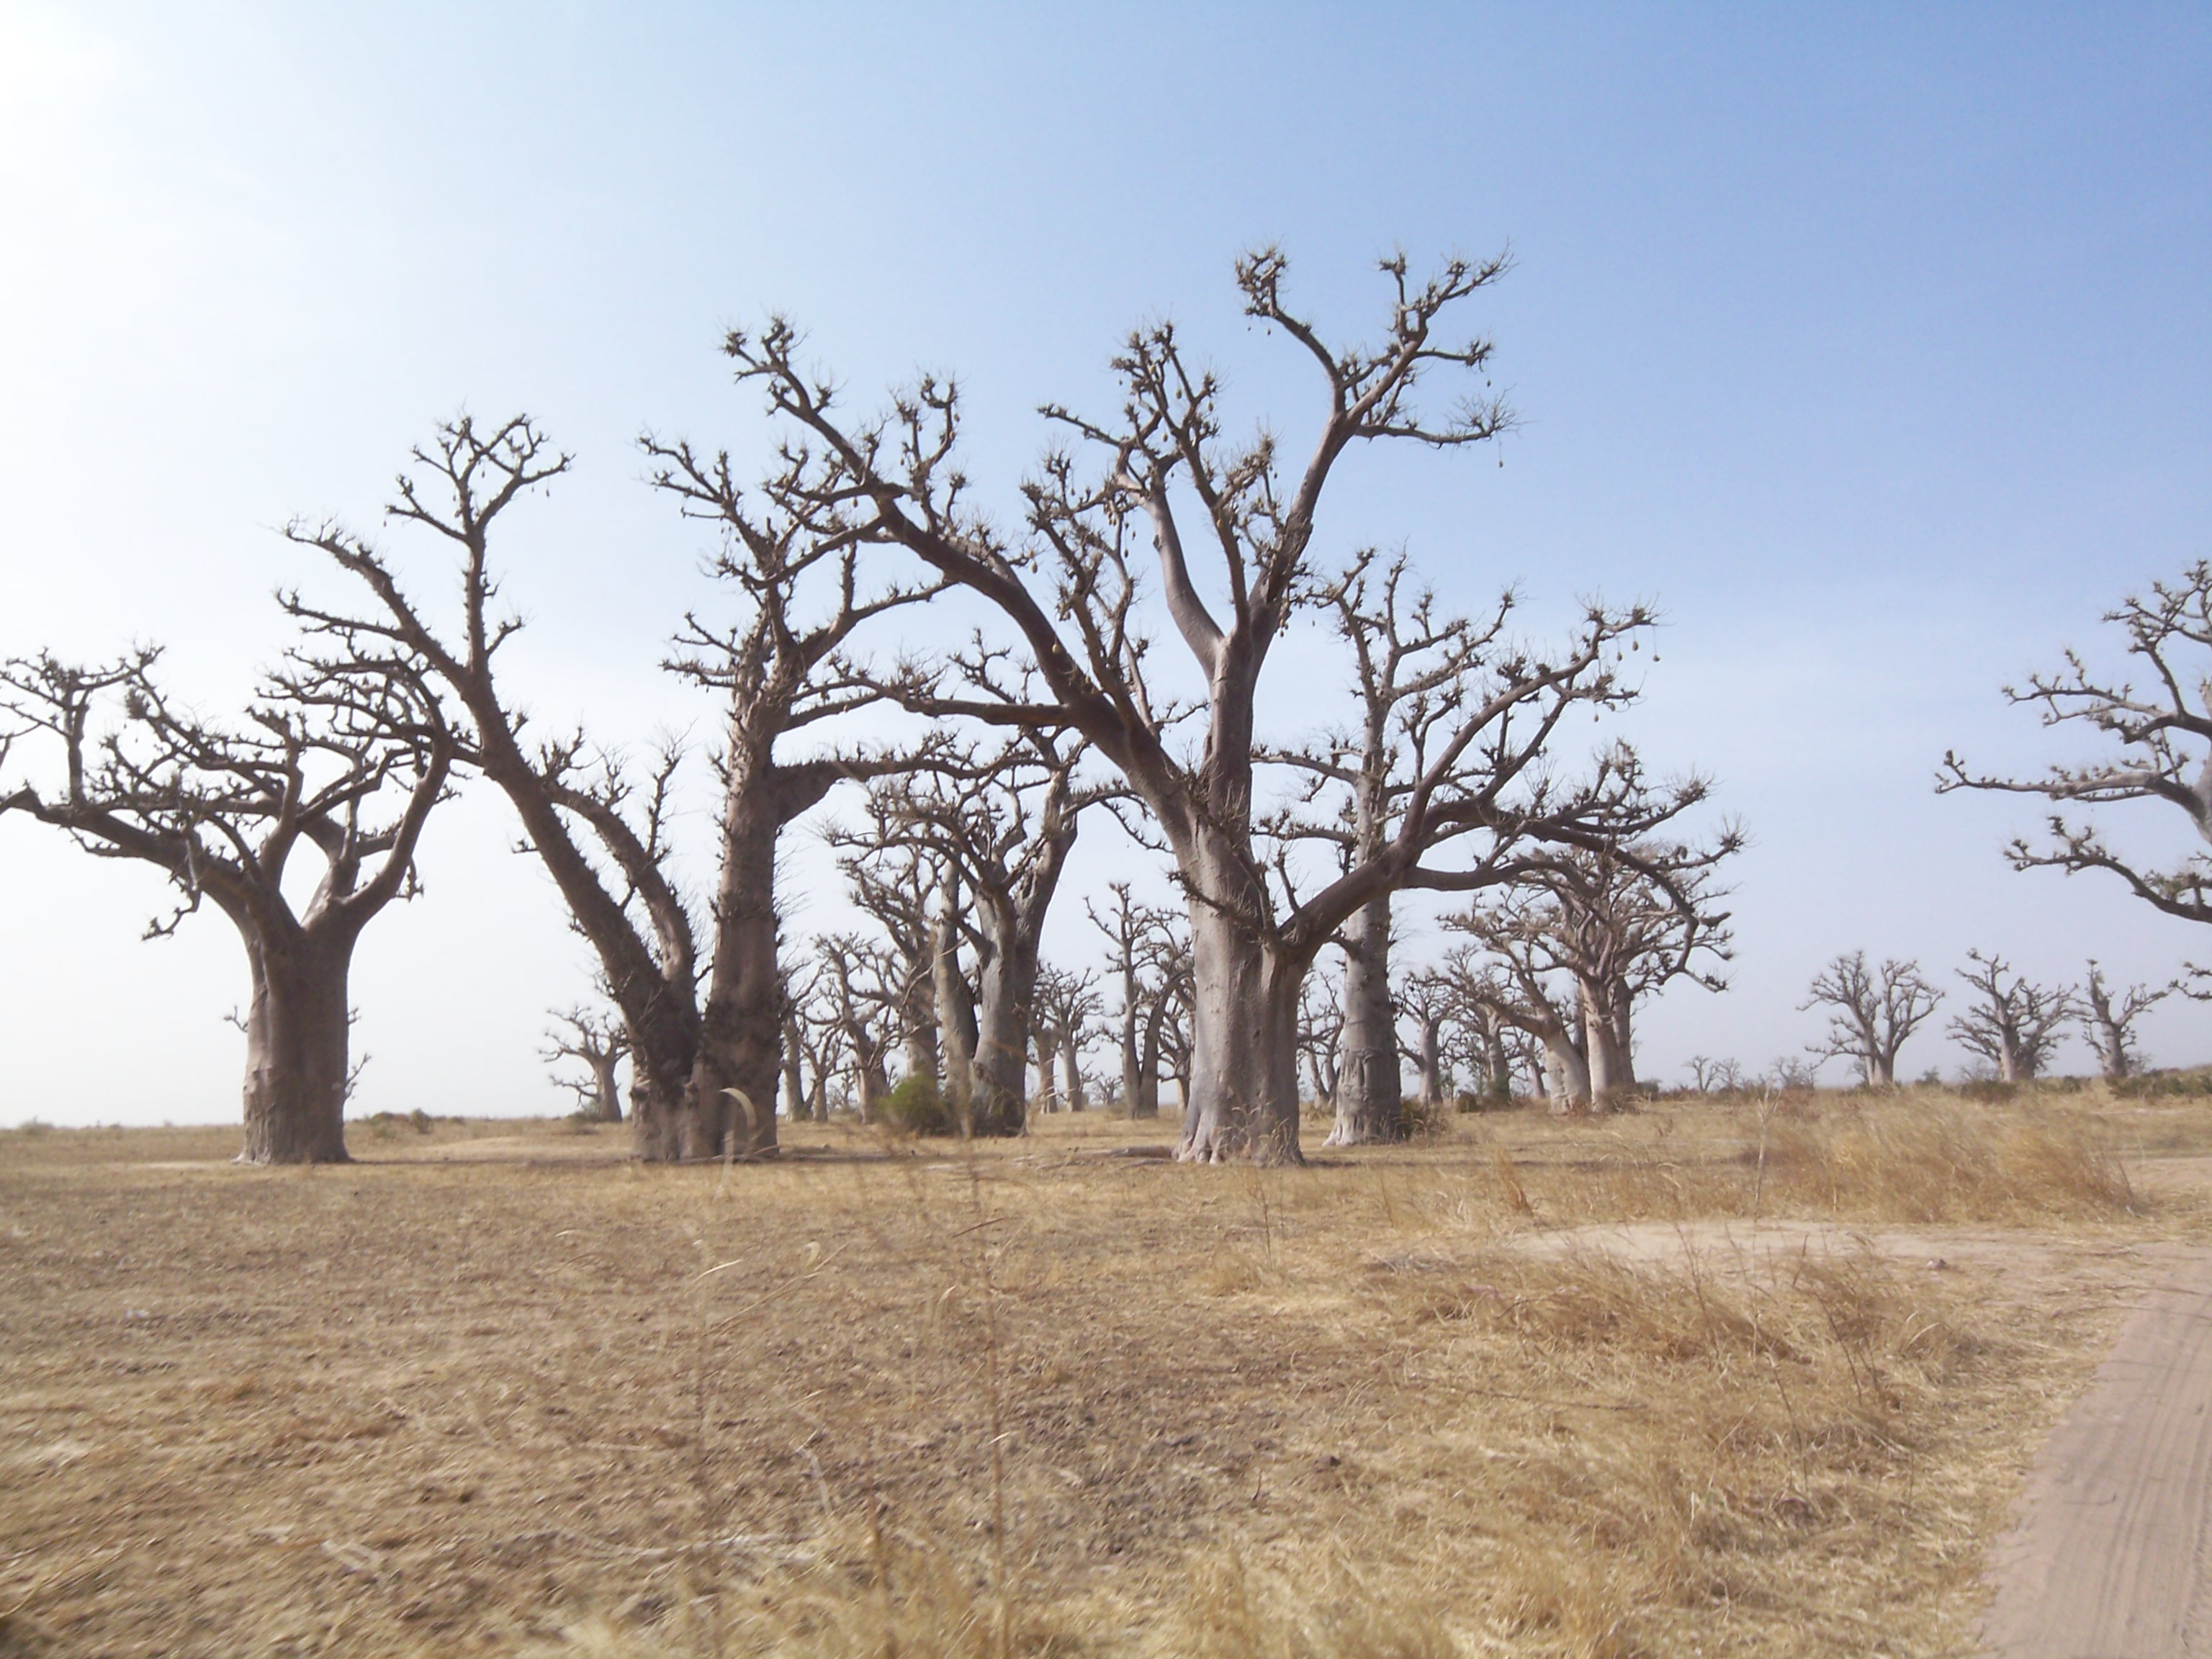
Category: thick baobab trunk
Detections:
[
  {"x1": 1866, "y1": 1050, "x2": 1897, "y2": 1089},
  {"x1": 627, "y1": 1007, "x2": 709, "y2": 1157},
  {"x1": 932, "y1": 911, "x2": 976, "y2": 1110},
  {"x1": 1328, "y1": 897, "x2": 1403, "y2": 1146},
  {"x1": 1179, "y1": 903, "x2": 1303, "y2": 1164},
  {"x1": 968, "y1": 935, "x2": 1037, "y2": 1137},
  {"x1": 1543, "y1": 1030, "x2": 1592, "y2": 1114},
  {"x1": 688, "y1": 793, "x2": 783, "y2": 1159},
  {"x1": 1582, "y1": 979, "x2": 1632, "y2": 1104},
  {"x1": 236, "y1": 929, "x2": 354, "y2": 1165}
]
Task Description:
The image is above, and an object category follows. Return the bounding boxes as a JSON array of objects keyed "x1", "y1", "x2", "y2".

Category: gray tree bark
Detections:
[
  {"x1": 932, "y1": 899, "x2": 978, "y2": 1111},
  {"x1": 237, "y1": 930, "x2": 355, "y2": 1165},
  {"x1": 1181, "y1": 895, "x2": 1305, "y2": 1162},
  {"x1": 971, "y1": 928, "x2": 1040, "y2": 1136},
  {"x1": 781, "y1": 1010, "x2": 805, "y2": 1123},
  {"x1": 1328, "y1": 897, "x2": 1403, "y2": 1145}
]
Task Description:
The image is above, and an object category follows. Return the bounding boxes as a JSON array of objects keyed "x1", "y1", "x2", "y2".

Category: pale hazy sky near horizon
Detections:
[{"x1": 2, "y1": 3, "x2": 2209, "y2": 1128}]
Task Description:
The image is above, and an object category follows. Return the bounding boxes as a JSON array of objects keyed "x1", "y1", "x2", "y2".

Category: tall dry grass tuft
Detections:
[
  {"x1": 1761, "y1": 1106, "x2": 2137, "y2": 1223},
  {"x1": 1168, "y1": 1552, "x2": 1461, "y2": 1659},
  {"x1": 1383, "y1": 1239, "x2": 1993, "y2": 1650}
]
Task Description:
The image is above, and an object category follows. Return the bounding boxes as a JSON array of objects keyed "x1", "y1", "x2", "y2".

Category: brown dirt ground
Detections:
[{"x1": 1, "y1": 1089, "x2": 2205, "y2": 1658}]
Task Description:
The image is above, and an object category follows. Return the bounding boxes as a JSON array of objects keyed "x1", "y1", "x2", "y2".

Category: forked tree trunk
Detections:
[
  {"x1": 1179, "y1": 902, "x2": 1303, "y2": 1164},
  {"x1": 688, "y1": 796, "x2": 783, "y2": 1159},
  {"x1": 1328, "y1": 898, "x2": 1403, "y2": 1146},
  {"x1": 1866, "y1": 1048, "x2": 1897, "y2": 1089},
  {"x1": 236, "y1": 927, "x2": 354, "y2": 1165},
  {"x1": 588, "y1": 1052, "x2": 624, "y2": 1123}
]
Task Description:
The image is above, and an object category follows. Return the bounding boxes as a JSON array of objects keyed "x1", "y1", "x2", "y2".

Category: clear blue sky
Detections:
[{"x1": 4, "y1": 3, "x2": 2209, "y2": 1124}]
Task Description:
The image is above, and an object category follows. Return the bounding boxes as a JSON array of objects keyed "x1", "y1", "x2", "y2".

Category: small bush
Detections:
[
  {"x1": 2116, "y1": 1069, "x2": 2212, "y2": 1100},
  {"x1": 1398, "y1": 1095, "x2": 1446, "y2": 1139},
  {"x1": 876, "y1": 1076, "x2": 959, "y2": 1137}
]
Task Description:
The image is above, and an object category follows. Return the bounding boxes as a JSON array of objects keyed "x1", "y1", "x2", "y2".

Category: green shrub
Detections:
[{"x1": 877, "y1": 1076, "x2": 959, "y2": 1136}]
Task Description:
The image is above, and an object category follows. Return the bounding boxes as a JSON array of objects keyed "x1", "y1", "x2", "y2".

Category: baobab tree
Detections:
[
  {"x1": 1437, "y1": 913, "x2": 1599, "y2": 1112},
  {"x1": 1941, "y1": 562, "x2": 2212, "y2": 924},
  {"x1": 0, "y1": 644, "x2": 454, "y2": 1163},
  {"x1": 725, "y1": 249, "x2": 1668, "y2": 1162},
  {"x1": 2080, "y1": 961, "x2": 2170, "y2": 1081},
  {"x1": 1444, "y1": 811, "x2": 1734, "y2": 1105},
  {"x1": 544, "y1": 1006, "x2": 629, "y2": 1122},
  {"x1": 1031, "y1": 963, "x2": 1102, "y2": 1112},
  {"x1": 1296, "y1": 964, "x2": 1346, "y2": 1111},
  {"x1": 292, "y1": 413, "x2": 935, "y2": 1163},
  {"x1": 1800, "y1": 952, "x2": 1943, "y2": 1087},
  {"x1": 807, "y1": 933, "x2": 905, "y2": 1120},
  {"x1": 1523, "y1": 831, "x2": 1736, "y2": 1097},
  {"x1": 1136, "y1": 909, "x2": 1195, "y2": 1120},
  {"x1": 1947, "y1": 950, "x2": 2077, "y2": 1082},
  {"x1": 1091, "y1": 882, "x2": 1174, "y2": 1115},
  {"x1": 1269, "y1": 547, "x2": 1539, "y2": 1143},
  {"x1": 649, "y1": 430, "x2": 947, "y2": 1155},
  {"x1": 1443, "y1": 990, "x2": 1516, "y2": 1105},
  {"x1": 1396, "y1": 969, "x2": 1454, "y2": 1110},
  {"x1": 285, "y1": 418, "x2": 703, "y2": 1157},
  {"x1": 827, "y1": 799, "x2": 955, "y2": 1088},
  {"x1": 872, "y1": 722, "x2": 1106, "y2": 1135}
]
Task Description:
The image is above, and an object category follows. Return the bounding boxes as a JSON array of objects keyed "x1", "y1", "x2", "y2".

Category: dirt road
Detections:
[{"x1": 1984, "y1": 1246, "x2": 2212, "y2": 1657}]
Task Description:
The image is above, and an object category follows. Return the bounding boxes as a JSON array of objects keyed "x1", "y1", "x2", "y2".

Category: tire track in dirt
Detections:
[{"x1": 1984, "y1": 1247, "x2": 2212, "y2": 1658}]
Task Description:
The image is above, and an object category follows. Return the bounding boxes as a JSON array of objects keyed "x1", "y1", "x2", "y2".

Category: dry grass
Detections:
[{"x1": 0, "y1": 1089, "x2": 2194, "y2": 1658}]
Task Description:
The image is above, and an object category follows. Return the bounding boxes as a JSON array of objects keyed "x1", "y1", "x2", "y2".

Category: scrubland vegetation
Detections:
[{"x1": 4, "y1": 1079, "x2": 2203, "y2": 1658}]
